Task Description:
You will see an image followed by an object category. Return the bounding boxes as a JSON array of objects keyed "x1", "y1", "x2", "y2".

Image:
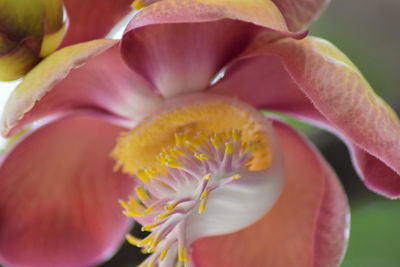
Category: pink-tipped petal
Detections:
[
  {"x1": 1, "y1": 40, "x2": 162, "y2": 138},
  {"x1": 0, "y1": 114, "x2": 134, "y2": 267},
  {"x1": 191, "y1": 119, "x2": 348, "y2": 267},
  {"x1": 121, "y1": 0, "x2": 301, "y2": 98},
  {"x1": 352, "y1": 146, "x2": 400, "y2": 198},
  {"x1": 211, "y1": 36, "x2": 400, "y2": 197},
  {"x1": 272, "y1": 0, "x2": 330, "y2": 32},
  {"x1": 61, "y1": 0, "x2": 133, "y2": 47}
]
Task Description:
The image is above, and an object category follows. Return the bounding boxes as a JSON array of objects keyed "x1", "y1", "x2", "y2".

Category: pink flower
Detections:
[{"x1": 0, "y1": 0, "x2": 398, "y2": 266}]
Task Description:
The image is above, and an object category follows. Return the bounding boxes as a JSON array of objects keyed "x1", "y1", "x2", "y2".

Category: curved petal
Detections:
[
  {"x1": 0, "y1": 114, "x2": 134, "y2": 267},
  {"x1": 272, "y1": 0, "x2": 330, "y2": 32},
  {"x1": 190, "y1": 119, "x2": 349, "y2": 267},
  {"x1": 121, "y1": 0, "x2": 307, "y2": 98},
  {"x1": 211, "y1": 36, "x2": 400, "y2": 198},
  {"x1": 1, "y1": 39, "x2": 163, "y2": 138},
  {"x1": 61, "y1": 0, "x2": 133, "y2": 47}
]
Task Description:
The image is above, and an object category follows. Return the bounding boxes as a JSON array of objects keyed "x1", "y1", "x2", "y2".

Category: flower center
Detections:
[{"x1": 112, "y1": 96, "x2": 283, "y2": 267}]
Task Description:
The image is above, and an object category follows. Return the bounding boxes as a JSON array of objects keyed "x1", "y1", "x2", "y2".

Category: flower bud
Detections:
[{"x1": 0, "y1": 0, "x2": 66, "y2": 81}]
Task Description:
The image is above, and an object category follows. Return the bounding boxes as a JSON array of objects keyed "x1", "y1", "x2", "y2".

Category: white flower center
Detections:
[{"x1": 120, "y1": 129, "x2": 283, "y2": 267}]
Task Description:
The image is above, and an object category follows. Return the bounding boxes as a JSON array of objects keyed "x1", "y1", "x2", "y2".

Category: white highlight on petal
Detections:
[{"x1": 186, "y1": 162, "x2": 283, "y2": 242}]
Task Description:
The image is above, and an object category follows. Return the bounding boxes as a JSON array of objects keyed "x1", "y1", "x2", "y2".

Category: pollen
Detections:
[
  {"x1": 111, "y1": 98, "x2": 272, "y2": 176},
  {"x1": 119, "y1": 127, "x2": 265, "y2": 266},
  {"x1": 112, "y1": 97, "x2": 275, "y2": 266}
]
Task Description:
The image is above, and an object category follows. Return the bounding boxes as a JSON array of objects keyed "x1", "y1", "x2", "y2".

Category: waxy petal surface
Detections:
[
  {"x1": 121, "y1": 0, "x2": 296, "y2": 97},
  {"x1": 191, "y1": 119, "x2": 348, "y2": 267},
  {"x1": 212, "y1": 36, "x2": 400, "y2": 197},
  {"x1": 61, "y1": 0, "x2": 133, "y2": 47},
  {"x1": 0, "y1": 114, "x2": 134, "y2": 267},
  {"x1": 272, "y1": 0, "x2": 330, "y2": 32},
  {"x1": 1, "y1": 39, "x2": 162, "y2": 137}
]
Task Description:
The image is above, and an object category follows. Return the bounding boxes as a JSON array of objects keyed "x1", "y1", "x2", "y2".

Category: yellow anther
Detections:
[
  {"x1": 165, "y1": 161, "x2": 182, "y2": 168},
  {"x1": 123, "y1": 209, "x2": 144, "y2": 217},
  {"x1": 136, "y1": 186, "x2": 149, "y2": 203},
  {"x1": 137, "y1": 169, "x2": 150, "y2": 183},
  {"x1": 126, "y1": 234, "x2": 143, "y2": 247},
  {"x1": 166, "y1": 200, "x2": 179, "y2": 211},
  {"x1": 198, "y1": 189, "x2": 209, "y2": 214},
  {"x1": 120, "y1": 197, "x2": 148, "y2": 217},
  {"x1": 203, "y1": 173, "x2": 212, "y2": 181},
  {"x1": 211, "y1": 136, "x2": 221, "y2": 149},
  {"x1": 178, "y1": 244, "x2": 189, "y2": 264},
  {"x1": 149, "y1": 236, "x2": 161, "y2": 251},
  {"x1": 139, "y1": 235, "x2": 153, "y2": 246},
  {"x1": 194, "y1": 153, "x2": 209, "y2": 160},
  {"x1": 142, "y1": 221, "x2": 161, "y2": 232},
  {"x1": 119, "y1": 200, "x2": 129, "y2": 209},
  {"x1": 225, "y1": 142, "x2": 234, "y2": 155},
  {"x1": 128, "y1": 196, "x2": 143, "y2": 209},
  {"x1": 156, "y1": 210, "x2": 173, "y2": 221},
  {"x1": 145, "y1": 205, "x2": 155, "y2": 214},
  {"x1": 146, "y1": 167, "x2": 159, "y2": 176},
  {"x1": 201, "y1": 189, "x2": 209, "y2": 199},
  {"x1": 160, "y1": 245, "x2": 170, "y2": 260},
  {"x1": 198, "y1": 198, "x2": 207, "y2": 214},
  {"x1": 231, "y1": 174, "x2": 241, "y2": 180},
  {"x1": 141, "y1": 247, "x2": 153, "y2": 254}
]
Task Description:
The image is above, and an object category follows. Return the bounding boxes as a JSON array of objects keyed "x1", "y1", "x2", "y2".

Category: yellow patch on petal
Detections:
[
  {"x1": 112, "y1": 98, "x2": 272, "y2": 174},
  {"x1": 39, "y1": 22, "x2": 67, "y2": 58}
]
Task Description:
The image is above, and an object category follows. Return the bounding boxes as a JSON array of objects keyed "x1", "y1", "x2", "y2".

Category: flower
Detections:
[
  {"x1": 0, "y1": 0, "x2": 134, "y2": 81},
  {"x1": 0, "y1": 0, "x2": 398, "y2": 266}
]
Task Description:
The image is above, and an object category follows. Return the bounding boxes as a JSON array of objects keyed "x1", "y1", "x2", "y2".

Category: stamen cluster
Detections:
[{"x1": 120, "y1": 129, "x2": 260, "y2": 267}]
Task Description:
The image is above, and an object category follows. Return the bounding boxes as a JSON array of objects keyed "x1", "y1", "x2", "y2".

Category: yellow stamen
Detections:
[
  {"x1": 231, "y1": 174, "x2": 241, "y2": 180},
  {"x1": 194, "y1": 153, "x2": 209, "y2": 160},
  {"x1": 156, "y1": 210, "x2": 173, "y2": 221},
  {"x1": 166, "y1": 200, "x2": 179, "y2": 211},
  {"x1": 203, "y1": 173, "x2": 212, "y2": 181},
  {"x1": 160, "y1": 245, "x2": 170, "y2": 260},
  {"x1": 211, "y1": 135, "x2": 221, "y2": 149},
  {"x1": 137, "y1": 169, "x2": 151, "y2": 183},
  {"x1": 198, "y1": 189, "x2": 209, "y2": 214},
  {"x1": 136, "y1": 186, "x2": 150, "y2": 203},
  {"x1": 142, "y1": 221, "x2": 162, "y2": 232},
  {"x1": 165, "y1": 160, "x2": 182, "y2": 168},
  {"x1": 225, "y1": 142, "x2": 234, "y2": 155},
  {"x1": 178, "y1": 244, "x2": 189, "y2": 264},
  {"x1": 111, "y1": 98, "x2": 272, "y2": 174},
  {"x1": 126, "y1": 234, "x2": 143, "y2": 247}
]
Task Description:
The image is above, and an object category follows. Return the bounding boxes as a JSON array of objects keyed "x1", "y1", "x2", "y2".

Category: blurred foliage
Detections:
[{"x1": 342, "y1": 201, "x2": 400, "y2": 267}]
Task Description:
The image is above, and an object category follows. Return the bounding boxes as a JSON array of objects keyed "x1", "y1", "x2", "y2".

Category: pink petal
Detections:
[
  {"x1": 0, "y1": 114, "x2": 134, "y2": 267},
  {"x1": 190, "y1": 119, "x2": 349, "y2": 267},
  {"x1": 1, "y1": 40, "x2": 162, "y2": 138},
  {"x1": 121, "y1": 0, "x2": 305, "y2": 98},
  {"x1": 211, "y1": 36, "x2": 400, "y2": 198},
  {"x1": 61, "y1": 0, "x2": 133, "y2": 47},
  {"x1": 272, "y1": 0, "x2": 330, "y2": 32}
]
